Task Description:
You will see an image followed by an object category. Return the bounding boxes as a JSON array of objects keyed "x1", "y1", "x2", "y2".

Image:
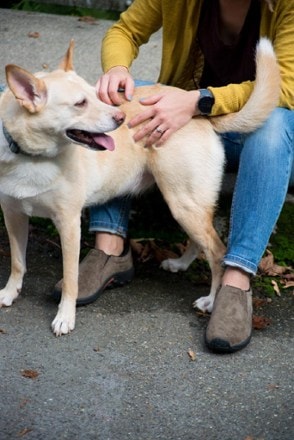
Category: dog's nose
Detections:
[{"x1": 113, "y1": 111, "x2": 125, "y2": 126}]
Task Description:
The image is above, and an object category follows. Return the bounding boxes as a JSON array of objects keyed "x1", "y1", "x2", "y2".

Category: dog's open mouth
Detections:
[{"x1": 66, "y1": 129, "x2": 115, "y2": 151}]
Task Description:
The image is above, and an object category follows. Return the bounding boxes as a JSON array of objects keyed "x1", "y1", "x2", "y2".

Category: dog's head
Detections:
[{"x1": 1, "y1": 40, "x2": 125, "y2": 156}]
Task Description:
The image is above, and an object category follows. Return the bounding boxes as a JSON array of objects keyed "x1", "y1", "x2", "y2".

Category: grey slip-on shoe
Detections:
[
  {"x1": 52, "y1": 246, "x2": 134, "y2": 306},
  {"x1": 205, "y1": 285, "x2": 253, "y2": 353}
]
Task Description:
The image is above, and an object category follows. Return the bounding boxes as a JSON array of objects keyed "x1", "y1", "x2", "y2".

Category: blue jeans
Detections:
[{"x1": 90, "y1": 106, "x2": 294, "y2": 275}]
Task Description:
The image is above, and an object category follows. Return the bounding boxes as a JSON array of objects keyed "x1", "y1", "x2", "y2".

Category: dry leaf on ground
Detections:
[
  {"x1": 252, "y1": 298, "x2": 269, "y2": 308},
  {"x1": 259, "y1": 250, "x2": 291, "y2": 276},
  {"x1": 252, "y1": 315, "x2": 271, "y2": 330},
  {"x1": 130, "y1": 238, "x2": 179, "y2": 263},
  {"x1": 27, "y1": 32, "x2": 40, "y2": 38},
  {"x1": 17, "y1": 428, "x2": 32, "y2": 437},
  {"x1": 267, "y1": 383, "x2": 280, "y2": 390},
  {"x1": 281, "y1": 273, "x2": 294, "y2": 290},
  {"x1": 78, "y1": 16, "x2": 97, "y2": 24},
  {"x1": 21, "y1": 369, "x2": 39, "y2": 380},
  {"x1": 187, "y1": 349, "x2": 196, "y2": 361},
  {"x1": 271, "y1": 279, "x2": 281, "y2": 296}
]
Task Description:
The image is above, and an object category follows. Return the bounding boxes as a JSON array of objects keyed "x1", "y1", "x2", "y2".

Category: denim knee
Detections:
[{"x1": 245, "y1": 108, "x2": 294, "y2": 184}]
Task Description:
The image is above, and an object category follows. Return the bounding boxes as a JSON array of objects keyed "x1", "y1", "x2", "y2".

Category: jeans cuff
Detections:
[
  {"x1": 89, "y1": 222, "x2": 128, "y2": 238},
  {"x1": 223, "y1": 255, "x2": 257, "y2": 275}
]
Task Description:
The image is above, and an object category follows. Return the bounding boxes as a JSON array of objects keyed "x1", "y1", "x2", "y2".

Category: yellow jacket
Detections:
[{"x1": 101, "y1": 0, "x2": 294, "y2": 115}]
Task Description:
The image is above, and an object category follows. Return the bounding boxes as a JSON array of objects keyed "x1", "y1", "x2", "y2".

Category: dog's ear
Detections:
[
  {"x1": 5, "y1": 64, "x2": 47, "y2": 113},
  {"x1": 59, "y1": 39, "x2": 75, "y2": 72}
]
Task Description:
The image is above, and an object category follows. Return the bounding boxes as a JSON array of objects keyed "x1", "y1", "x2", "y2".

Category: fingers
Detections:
[
  {"x1": 96, "y1": 67, "x2": 134, "y2": 105},
  {"x1": 145, "y1": 126, "x2": 171, "y2": 147},
  {"x1": 139, "y1": 94, "x2": 161, "y2": 105},
  {"x1": 96, "y1": 76, "x2": 119, "y2": 105},
  {"x1": 131, "y1": 119, "x2": 171, "y2": 147}
]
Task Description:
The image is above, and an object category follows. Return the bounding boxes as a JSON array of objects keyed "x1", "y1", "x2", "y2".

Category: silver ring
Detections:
[{"x1": 155, "y1": 127, "x2": 164, "y2": 134}]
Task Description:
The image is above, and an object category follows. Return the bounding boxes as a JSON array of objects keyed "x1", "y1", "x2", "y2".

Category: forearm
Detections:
[{"x1": 101, "y1": 0, "x2": 162, "y2": 73}]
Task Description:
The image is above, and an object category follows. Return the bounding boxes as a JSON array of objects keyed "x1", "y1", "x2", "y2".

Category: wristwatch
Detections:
[{"x1": 197, "y1": 89, "x2": 215, "y2": 115}]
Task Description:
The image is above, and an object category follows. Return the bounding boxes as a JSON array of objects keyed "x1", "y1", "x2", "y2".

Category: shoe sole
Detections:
[
  {"x1": 205, "y1": 333, "x2": 252, "y2": 354},
  {"x1": 52, "y1": 267, "x2": 135, "y2": 306}
]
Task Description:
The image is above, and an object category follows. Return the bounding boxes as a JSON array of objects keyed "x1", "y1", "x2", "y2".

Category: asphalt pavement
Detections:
[{"x1": 0, "y1": 8, "x2": 293, "y2": 440}]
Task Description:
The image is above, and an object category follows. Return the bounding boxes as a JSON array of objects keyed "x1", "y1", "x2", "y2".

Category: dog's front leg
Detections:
[
  {"x1": 161, "y1": 241, "x2": 200, "y2": 272},
  {"x1": 51, "y1": 215, "x2": 81, "y2": 336},
  {"x1": 0, "y1": 207, "x2": 29, "y2": 307}
]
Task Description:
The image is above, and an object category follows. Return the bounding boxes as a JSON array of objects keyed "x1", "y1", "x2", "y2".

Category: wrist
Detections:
[
  {"x1": 188, "y1": 90, "x2": 201, "y2": 116},
  {"x1": 106, "y1": 65, "x2": 129, "y2": 74}
]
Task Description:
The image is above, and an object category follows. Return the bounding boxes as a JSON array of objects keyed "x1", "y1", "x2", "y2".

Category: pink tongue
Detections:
[{"x1": 93, "y1": 133, "x2": 115, "y2": 151}]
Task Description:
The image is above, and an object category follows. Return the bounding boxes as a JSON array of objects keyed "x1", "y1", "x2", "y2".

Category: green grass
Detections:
[
  {"x1": 269, "y1": 203, "x2": 294, "y2": 265},
  {"x1": 2, "y1": 0, "x2": 121, "y2": 20}
]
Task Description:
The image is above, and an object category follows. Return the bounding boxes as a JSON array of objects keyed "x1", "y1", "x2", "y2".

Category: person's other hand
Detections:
[
  {"x1": 128, "y1": 89, "x2": 201, "y2": 147},
  {"x1": 96, "y1": 66, "x2": 135, "y2": 105}
]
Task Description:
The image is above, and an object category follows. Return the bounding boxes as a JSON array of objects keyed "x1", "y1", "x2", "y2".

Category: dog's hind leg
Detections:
[
  {"x1": 0, "y1": 206, "x2": 29, "y2": 307},
  {"x1": 161, "y1": 240, "x2": 200, "y2": 272},
  {"x1": 165, "y1": 201, "x2": 225, "y2": 313},
  {"x1": 51, "y1": 213, "x2": 81, "y2": 336}
]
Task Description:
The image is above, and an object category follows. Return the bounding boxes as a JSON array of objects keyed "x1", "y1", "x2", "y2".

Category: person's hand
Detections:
[
  {"x1": 128, "y1": 89, "x2": 201, "y2": 147},
  {"x1": 96, "y1": 66, "x2": 135, "y2": 105}
]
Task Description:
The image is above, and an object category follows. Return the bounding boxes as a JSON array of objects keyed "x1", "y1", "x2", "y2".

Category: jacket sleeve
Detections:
[{"x1": 101, "y1": 0, "x2": 162, "y2": 73}]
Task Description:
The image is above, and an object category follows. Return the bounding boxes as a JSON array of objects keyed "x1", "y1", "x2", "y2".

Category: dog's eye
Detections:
[{"x1": 75, "y1": 99, "x2": 87, "y2": 107}]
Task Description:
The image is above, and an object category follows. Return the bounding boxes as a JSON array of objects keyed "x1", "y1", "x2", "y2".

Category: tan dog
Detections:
[{"x1": 0, "y1": 39, "x2": 280, "y2": 335}]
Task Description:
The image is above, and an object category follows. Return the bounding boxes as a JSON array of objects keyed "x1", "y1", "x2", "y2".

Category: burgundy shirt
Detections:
[{"x1": 198, "y1": 0, "x2": 261, "y2": 88}]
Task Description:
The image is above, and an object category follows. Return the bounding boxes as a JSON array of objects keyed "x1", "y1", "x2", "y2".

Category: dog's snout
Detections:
[{"x1": 113, "y1": 111, "x2": 125, "y2": 126}]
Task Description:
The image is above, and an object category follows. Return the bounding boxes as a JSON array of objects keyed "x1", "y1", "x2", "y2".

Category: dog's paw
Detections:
[
  {"x1": 51, "y1": 303, "x2": 76, "y2": 336},
  {"x1": 161, "y1": 258, "x2": 186, "y2": 273},
  {"x1": 193, "y1": 294, "x2": 214, "y2": 313},
  {"x1": 51, "y1": 313, "x2": 75, "y2": 336},
  {"x1": 0, "y1": 288, "x2": 19, "y2": 307}
]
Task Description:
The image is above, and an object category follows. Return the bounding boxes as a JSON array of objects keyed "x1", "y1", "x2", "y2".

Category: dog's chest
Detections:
[{"x1": 0, "y1": 157, "x2": 61, "y2": 199}]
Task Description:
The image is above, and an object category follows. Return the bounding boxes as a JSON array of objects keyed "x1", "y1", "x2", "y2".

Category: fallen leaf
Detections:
[
  {"x1": 252, "y1": 298, "x2": 268, "y2": 309},
  {"x1": 0, "y1": 328, "x2": 7, "y2": 334},
  {"x1": 138, "y1": 240, "x2": 153, "y2": 262},
  {"x1": 281, "y1": 275, "x2": 294, "y2": 290},
  {"x1": 195, "y1": 310, "x2": 210, "y2": 318},
  {"x1": 21, "y1": 369, "x2": 39, "y2": 379},
  {"x1": 283, "y1": 273, "x2": 294, "y2": 282},
  {"x1": 150, "y1": 240, "x2": 178, "y2": 263},
  {"x1": 19, "y1": 398, "x2": 29, "y2": 408},
  {"x1": 130, "y1": 238, "x2": 145, "y2": 256},
  {"x1": 174, "y1": 240, "x2": 189, "y2": 255},
  {"x1": 271, "y1": 279, "x2": 281, "y2": 296},
  {"x1": 130, "y1": 238, "x2": 179, "y2": 263},
  {"x1": 27, "y1": 32, "x2": 40, "y2": 38},
  {"x1": 252, "y1": 315, "x2": 271, "y2": 330},
  {"x1": 283, "y1": 281, "x2": 294, "y2": 289},
  {"x1": 259, "y1": 250, "x2": 291, "y2": 276},
  {"x1": 78, "y1": 16, "x2": 97, "y2": 24},
  {"x1": 187, "y1": 348, "x2": 196, "y2": 361},
  {"x1": 17, "y1": 428, "x2": 32, "y2": 437},
  {"x1": 267, "y1": 383, "x2": 280, "y2": 391}
]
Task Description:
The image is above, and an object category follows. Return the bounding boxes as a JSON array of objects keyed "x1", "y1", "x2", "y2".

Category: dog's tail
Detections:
[{"x1": 210, "y1": 38, "x2": 280, "y2": 134}]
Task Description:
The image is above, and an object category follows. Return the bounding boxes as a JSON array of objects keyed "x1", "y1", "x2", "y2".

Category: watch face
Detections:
[
  {"x1": 198, "y1": 89, "x2": 215, "y2": 115},
  {"x1": 199, "y1": 96, "x2": 213, "y2": 113}
]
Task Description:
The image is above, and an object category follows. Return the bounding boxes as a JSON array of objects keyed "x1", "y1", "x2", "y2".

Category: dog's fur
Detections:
[{"x1": 0, "y1": 39, "x2": 280, "y2": 335}]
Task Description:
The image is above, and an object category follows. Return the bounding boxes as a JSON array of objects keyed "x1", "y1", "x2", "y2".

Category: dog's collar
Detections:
[
  {"x1": 2, "y1": 124, "x2": 23, "y2": 154},
  {"x1": 2, "y1": 122, "x2": 33, "y2": 156}
]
